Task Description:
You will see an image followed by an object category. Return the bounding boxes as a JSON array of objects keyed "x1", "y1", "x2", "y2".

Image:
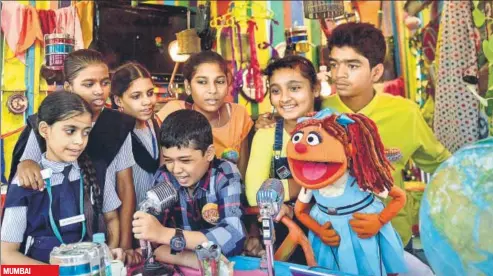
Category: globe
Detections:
[{"x1": 420, "y1": 137, "x2": 493, "y2": 276}]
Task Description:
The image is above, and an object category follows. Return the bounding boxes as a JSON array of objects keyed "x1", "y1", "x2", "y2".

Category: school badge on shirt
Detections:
[{"x1": 201, "y1": 203, "x2": 220, "y2": 225}]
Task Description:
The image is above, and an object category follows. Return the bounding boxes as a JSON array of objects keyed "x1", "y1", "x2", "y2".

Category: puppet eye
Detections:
[
  {"x1": 306, "y1": 132, "x2": 321, "y2": 146},
  {"x1": 292, "y1": 132, "x2": 303, "y2": 144}
]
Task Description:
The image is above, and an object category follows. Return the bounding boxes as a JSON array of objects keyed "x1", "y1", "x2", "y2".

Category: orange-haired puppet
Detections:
[{"x1": 287, "y1": 108, "x2": 407, "y2": 276}]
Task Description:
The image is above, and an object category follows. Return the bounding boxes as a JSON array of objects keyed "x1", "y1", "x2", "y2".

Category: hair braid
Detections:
[{"x1": 78, "y1": 152, "x2": 103, "y2": 232}]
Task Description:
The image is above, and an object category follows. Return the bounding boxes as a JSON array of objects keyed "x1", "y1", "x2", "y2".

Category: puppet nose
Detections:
[{"x1": 295, "y1": 143, "x2": 307, "y2": 153}]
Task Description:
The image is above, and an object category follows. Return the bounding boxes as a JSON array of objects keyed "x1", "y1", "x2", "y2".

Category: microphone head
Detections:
[
  {"x1": 256, "y1": 179, "x2": 285, "y2": 217},
  {"x1": 144, "y1": 181, "x2": 179, "y2": 213}
]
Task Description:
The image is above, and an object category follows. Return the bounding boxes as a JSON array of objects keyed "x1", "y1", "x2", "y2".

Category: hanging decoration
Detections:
[
  {"x1": 242, "y1": 20, "x2": 267, "y2": 103},
  {"x1": 44, "y1": 33, "x2": 75, "y2": 71},
  {"x1": 6, "y1": 93, "x2": 29, "y2": 114}
]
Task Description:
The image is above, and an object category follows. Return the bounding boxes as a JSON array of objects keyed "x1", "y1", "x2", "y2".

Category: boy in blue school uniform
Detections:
[{"x1": 132, "y1": 109, "x2": 246, "y2": 268}]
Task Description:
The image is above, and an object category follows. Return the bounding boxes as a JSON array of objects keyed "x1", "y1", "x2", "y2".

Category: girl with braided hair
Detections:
[
  {"x1": 287, "y1": 109, "x2": 407, "y2": 275},
  {"x1": 1, "y1": 91, "x2": 123, "y2": 264}
]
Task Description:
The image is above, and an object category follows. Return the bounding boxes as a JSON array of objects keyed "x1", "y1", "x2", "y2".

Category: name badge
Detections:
[{"x1": 60, "y1": 214, "x2": 86, "y2": 227}]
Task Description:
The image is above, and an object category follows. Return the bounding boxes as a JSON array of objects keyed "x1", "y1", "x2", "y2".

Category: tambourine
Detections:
[{"x1": 7, "y1": 93, "x2": 28, "y2": 114}]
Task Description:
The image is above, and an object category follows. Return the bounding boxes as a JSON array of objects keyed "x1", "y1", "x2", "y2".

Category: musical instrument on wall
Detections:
[{"x1": 44, "y1": 33, "x2": 75, "y2": 71}]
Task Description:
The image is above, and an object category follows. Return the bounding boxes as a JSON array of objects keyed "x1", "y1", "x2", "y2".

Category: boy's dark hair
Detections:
[
  {"x1": 327, "y1": 22, "x2": 386, "y2": 68},
  {"x1": 263, "y1": 55, "x2": 321, "y2": 111},
  {"x1": 159, "y1": 109, "x2": 213, "y2": 154}
]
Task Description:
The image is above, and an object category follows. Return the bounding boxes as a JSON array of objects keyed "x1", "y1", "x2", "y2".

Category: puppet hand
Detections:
[
  {"x1": 254, "y1": 113, "x2": 276, "y2": 130},
  {"x1": 318, "y1": 222, "x2": 340, "y2": 246},
  {"x1": 132, "y1": 211, "x2": 163, "y2": 242},
  {"x1": 349, "y1": 213, "x2": 384, "y2": 239}
]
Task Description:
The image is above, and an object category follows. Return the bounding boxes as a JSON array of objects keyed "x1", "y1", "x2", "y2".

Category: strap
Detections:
[
  {"x1": 131, "y1": 131, "x2": 159, "y2": 173},
  {"x1": 317, "y1": 194, "x2": 374, "y2": 216},
  {"x1": 273, "y1": 119, "x2": 284, "y2": 153},
  {"x1": 145, "y1": 121, "x2": 158, "y2": 159},
  {"x1": 46, "y1": 174, "x2": 86, "y2": 244}
]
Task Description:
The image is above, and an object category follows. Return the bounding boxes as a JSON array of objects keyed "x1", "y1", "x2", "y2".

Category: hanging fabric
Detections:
[
  {"x1": 38, "y1": 10, "x2": 57, "y2": 36},
  {"x1": 54, "y1": 5, "x2": 83, "y2": 50},
  {"x1": 75, "y1": 1, "x2": 94, "y2": 48},
  {"x1": 1, "y1": 2, "x2": 43, "y2": 63},
  {"x1": 434, "y1": 1, "x2": 481, "y2": 152}
]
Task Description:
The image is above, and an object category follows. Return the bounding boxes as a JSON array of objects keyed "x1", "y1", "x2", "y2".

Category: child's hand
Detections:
[
  {"x1": 124, "y1": 249, "x2": 142, "y2": 267},
  {"x1": 275, "y1": 204, "x2": 294, "y2": 222},
  {"x1": 110, "y1": 248, "x2": 126, "y2": 262},
  {"x1": 244, "y1": 236, "x2": 265, "y2": 257},
  {"x1": 257, "y1": 204, "x2": 293, "y2": 223},
  {"x1": 349, "y1": 213, "x2": 383, "y2": 239},
  {"x1": 318, "y1": 222, "x2": 340, "y2": 246},
  {"x1": 17, "y1": 160, "x2": 45, "y2": 190},
  {"x1": 254, "y1": 113, "x2": 276, "y2": 131},
  {"x1": 132, "y1": 211, "x2": 162, "y2": 243}
]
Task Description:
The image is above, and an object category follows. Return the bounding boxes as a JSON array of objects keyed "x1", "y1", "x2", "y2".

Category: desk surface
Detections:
[{"x1": 128, "y1": 256, "x2": 355, "y2": 276}]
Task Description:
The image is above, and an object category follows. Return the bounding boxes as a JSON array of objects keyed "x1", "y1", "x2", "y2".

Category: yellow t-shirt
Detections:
[
  {"x1": 245, "y1": 127, "x2": 292, "y2": 206},
  {"x1": 322, "y1": 92, "x2": 451, "y2": 244},
  {"x1": 157, "y1": 101, "x2": 253, "y2": 159}
]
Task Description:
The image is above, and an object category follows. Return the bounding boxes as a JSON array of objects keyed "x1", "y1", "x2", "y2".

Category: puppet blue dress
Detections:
[{"x1": 288, "y1": 109, "x2": 407, "y2": 276}]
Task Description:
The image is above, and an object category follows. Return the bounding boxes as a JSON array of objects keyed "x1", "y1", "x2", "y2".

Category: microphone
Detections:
[
  {"x1": 139, "y1": 181, "x2": 179, "y2": 214},
  {"x1": 137, "y1": 181, "x2": 178, "y2": 276},
  {"x1": 256, "y1": 178, "x2": 285, "y2": 218},
  {"x1": 256, "y1": 179, "x2": 285, "y2": 276}
]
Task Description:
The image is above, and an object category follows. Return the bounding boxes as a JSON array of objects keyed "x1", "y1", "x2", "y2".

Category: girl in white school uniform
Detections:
[{"x1": 111, "y1": 62, "x2": 160, "y2": 206}]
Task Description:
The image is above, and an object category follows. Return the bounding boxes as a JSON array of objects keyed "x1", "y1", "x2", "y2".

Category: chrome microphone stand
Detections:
[{"x1": 259, "y1": 204, "x2": 276, "y2": 276}]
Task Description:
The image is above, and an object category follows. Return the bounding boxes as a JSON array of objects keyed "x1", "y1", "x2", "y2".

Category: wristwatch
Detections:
[{"x1": 170, "y1": 228, "x2": 186, "y2": 255}]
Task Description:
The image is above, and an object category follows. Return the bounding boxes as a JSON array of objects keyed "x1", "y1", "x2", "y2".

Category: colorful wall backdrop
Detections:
[{"x1": 1, "y1": 0, "x2": 414, "y2": 182}]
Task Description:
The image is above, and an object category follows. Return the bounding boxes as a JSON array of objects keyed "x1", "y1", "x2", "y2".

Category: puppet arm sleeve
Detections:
[{"x1": 378, "y1": 185, "x2": 407, "y2": 224}]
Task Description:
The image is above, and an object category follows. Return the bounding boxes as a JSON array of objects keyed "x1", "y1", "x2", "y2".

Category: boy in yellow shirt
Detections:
[{"x1": 256, "y1": 22, "x2": 451, "y2": 246}]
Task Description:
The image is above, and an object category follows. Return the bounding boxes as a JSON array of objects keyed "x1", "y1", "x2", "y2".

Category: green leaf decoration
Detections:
[
  {"x1": 489, "y1": 37, "x2": 493, "y2": 52},
  {"x1": 473, "y1": 0, "x2": 480, "y2": 8},
  {"x1": 473, "y1": 8, "x2": 486, "y2": 27},
  {"x1": 483, "y1": 40, "x2": 493, "y2": 64}
]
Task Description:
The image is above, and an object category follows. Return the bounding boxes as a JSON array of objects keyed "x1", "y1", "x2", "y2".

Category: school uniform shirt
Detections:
[
  {"x1": 157, "y1": 101, "x2": 253, "y2": 161},
  {"x1": 154, "y1": 158, "x2": 246, "y2": 257},
  {"x1": 1, "y1": 154, "x2": 120, "y2": 259},
  {"x1": 322, "y1": 92, "x2": 451, "y2": 245},
  {"x1": 20, "y1": 130, "x2": 135, "y2": 208},
  {"x1": 245, "y1": 127, "x2": 292, "y2": 206},
  {"x1": 132, "y1": 121, "x2": 159, "y2": 205}
]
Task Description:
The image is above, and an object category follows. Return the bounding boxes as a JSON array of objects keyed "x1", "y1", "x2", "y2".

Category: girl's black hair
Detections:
[
  {"x1": 110, "y1": 62, "x2": 152, "y2": 109},
  {"x1": 263, "y1": 55, "x2": 322, "y2": 111}
]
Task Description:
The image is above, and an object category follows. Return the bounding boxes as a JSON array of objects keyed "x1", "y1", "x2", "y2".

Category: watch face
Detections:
[{"x1": 171, "y1": 237, "x2": 185, "y2": 250}]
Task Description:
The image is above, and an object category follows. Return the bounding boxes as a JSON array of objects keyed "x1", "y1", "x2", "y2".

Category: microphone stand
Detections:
[
  {"x1": 259, "y1": 205, "x2": 275, "y2": 276},
  {"x1": 134, "y1": 204, "x2": 174, "y2": 276}
]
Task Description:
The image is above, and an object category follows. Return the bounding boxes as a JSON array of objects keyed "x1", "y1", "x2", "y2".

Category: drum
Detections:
[{"x1": 44, "y1": 33, "x2": 75, "y2": 71}]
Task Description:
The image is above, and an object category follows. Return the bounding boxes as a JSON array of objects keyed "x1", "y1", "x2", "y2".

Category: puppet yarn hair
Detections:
[{"x1": 293, "y1": 113, "x2": 394, "y2": 193}]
